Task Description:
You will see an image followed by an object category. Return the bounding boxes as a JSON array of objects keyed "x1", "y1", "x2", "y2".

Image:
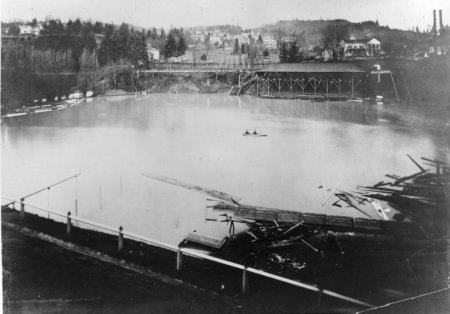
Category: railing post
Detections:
[
  {"x1": 20, "y1": 198, "x2": 25, "y2": 221},
  {"x1": 317, "y1": 290, "x2": 323, "y2": 311},
  {"x1": 66, "y1": 211, "x2": 72, "y2": 235},
  {"x1": 176, "y1": 248, "x2": 183, "y2": 272},
  {"x1": 242, "y1": 267, "x2": 248, "y2": 294},
  {"x1": 118, "y1": 226, "x2": 124, "y2": 252}
]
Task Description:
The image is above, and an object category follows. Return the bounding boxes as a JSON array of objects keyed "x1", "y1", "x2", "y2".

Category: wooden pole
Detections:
[
  {"x1": 351, "y1": 76, "x2": 354, "y2": 98},
  {"x1": 118, "y1": 226, "x2": 124, "y2": 252},
  {"x1": 66, "y1": 211, "x2": 72, "y2": 235},
  {"x1": 390, "y1": 72, "x2": 400, "y2": 102},
  {"x1": 75, "y1": 176, "x2": 78, "y2": 218},
  {"x1": 317, "y1": 290, "x2": 323, "y2": 311},
  {"x1": 256, "y1": 75, "x2": 259, "y2": 96},
  {"x1": 242, "y1": 267, "x2": 249, "y2": 294},
  {"x1": 290, "y1": 75, "x2": 293, "y2": 96},
  {"x1": 20, "y1": 198, "x2": 25, "y2": 221},
  {"x1": 177, "y1": 248, "x2": 183, "y2": 272}
]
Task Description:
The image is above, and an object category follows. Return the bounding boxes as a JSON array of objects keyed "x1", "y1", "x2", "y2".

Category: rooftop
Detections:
[{"x1": 257, "y1": 63, "x2": 365, "y2": 73}]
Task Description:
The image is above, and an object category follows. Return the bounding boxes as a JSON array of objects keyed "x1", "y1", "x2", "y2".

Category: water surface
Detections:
[{"x1": 2, "y1": 94, "x2": 449, "y2": 245}]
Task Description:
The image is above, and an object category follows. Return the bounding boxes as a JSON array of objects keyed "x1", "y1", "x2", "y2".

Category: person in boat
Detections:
[
  {"x1": 245, "y1": 129, "x2": 250, "y2": 135},
  {"x1": 253, "y1": 129, "x2": 258, "y2": 135}
]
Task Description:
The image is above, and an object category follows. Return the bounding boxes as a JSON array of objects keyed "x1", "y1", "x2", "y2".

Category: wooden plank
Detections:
[
  {"x1": 326, "y1": 215, "x2": 354, "y2": 227},
  {"x1": 254, "y1": 208, "x2": 278, "y2": 221},
  {"x1": 184, "y1": 233, "x2": 228, "y2": 249},
  {"x1": 142, "y1": 173, "x2": 241, "y2": 203},
  {"x1": 300, "y1": 213, "x2": 327, "y2": 225},
  {"x1": 277, "y1": 210, "x2": 298, "y2": 223},
  {"x1": 354, "y1": 218, "x2": 383, "y2": 231},
  {"x1": 235, "y1": 206, "x2": 256, "y2": 219}
]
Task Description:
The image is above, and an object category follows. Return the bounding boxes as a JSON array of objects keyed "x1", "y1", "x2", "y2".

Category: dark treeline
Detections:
[
  {"x1": 278, "y1": 41, "x2": 305, "y2": 63},
  {"x1": 2, "y1": 19, "x2": 191, "y2": 73},
  {"x1": 1, "y1": 18, "x2": 190, "y2": 108}
]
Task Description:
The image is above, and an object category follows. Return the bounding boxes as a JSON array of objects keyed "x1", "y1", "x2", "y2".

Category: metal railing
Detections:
[{"x1": 2, "y1": 197, "x2": 373, "y2": 308}]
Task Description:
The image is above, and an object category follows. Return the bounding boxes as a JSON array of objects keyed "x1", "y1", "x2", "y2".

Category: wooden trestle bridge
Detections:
[{"x1": 232, "y1": 63, "x2": 368, "y2": 100}]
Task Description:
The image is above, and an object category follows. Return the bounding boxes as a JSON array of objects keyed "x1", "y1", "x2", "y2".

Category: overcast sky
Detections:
[{"x1": 2, "y1": 0, "x2": 450, "y2": 31}]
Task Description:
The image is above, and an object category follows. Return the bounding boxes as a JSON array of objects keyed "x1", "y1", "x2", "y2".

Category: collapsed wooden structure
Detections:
[
  {"x1": 213, "y1": 203, "x2": 424, "y2": 236},
  {"x1": 253, "y1": 63, "x2": 366, "y2": 100},
  {"x1": 358, "y1": 156, "x2": 449, "y2": 233},
  {"x1": 141, "y1": 166, "x2": 441, "y2": 251}
]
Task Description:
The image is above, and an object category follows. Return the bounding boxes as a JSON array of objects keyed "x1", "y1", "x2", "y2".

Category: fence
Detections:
[{"x1": 2, "y1": 197, "x2": 373, "y2": 308}]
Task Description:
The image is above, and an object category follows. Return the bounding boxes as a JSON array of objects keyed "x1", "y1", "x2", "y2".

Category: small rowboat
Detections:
[{"x1": 243, "y1": 133, "x2": 267, "y2": 137}]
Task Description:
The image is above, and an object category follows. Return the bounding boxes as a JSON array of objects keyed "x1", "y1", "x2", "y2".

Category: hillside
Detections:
[{"x1": 256, "y1": 19, "x2": 431, "y2": 55}]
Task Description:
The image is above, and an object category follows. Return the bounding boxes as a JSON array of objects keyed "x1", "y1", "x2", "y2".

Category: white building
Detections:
[
  {"x1": 147, "y1": 47, "x2": 160, "y2": 61},
  {"x1": 262, "y1": 35, "x2": 277, "y2": 50},
  {"x1": 209, "y1": 35, "x2": 222, "y2": 46},
  {"x1": 19, "y1": 24, "x2": 42, "y2": 36},
  {"x1": 341, "y1": 37, "x2": 382, "y2": 58},
  {"x1": 366, "y1": 38, "x2": 381, "y2": 56}
]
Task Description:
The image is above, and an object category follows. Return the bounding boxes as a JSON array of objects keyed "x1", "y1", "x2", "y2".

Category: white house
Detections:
[
  {"x1": 19, "y1": 24, "x2": 42, "y2": 36},
  {"x1": 147, "y1": 46, "x2": 160, "y2": 61},
  {"x1": 366, "y1": 38, "x2": 381, "y2": 56},
  {"x1": 341, "y1": 37, "x2": 382, "y2": 58},
  {"x1": 209, "y1": 35, "x2": 222, "y2": 46},
  {"x1": 262, "y1": 35, "x2": 277, "y2": 50}
]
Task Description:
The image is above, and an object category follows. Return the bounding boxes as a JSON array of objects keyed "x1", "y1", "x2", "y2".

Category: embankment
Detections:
[
  {"x1": 133, "y1": 72, "x2": 239, "y2": 94},
  {"x1": 1, "y1": 206, "x2": 353, "y2": 313},
  {"x1": 356, "y1": 56, "x2": 450, "y2": 106}
]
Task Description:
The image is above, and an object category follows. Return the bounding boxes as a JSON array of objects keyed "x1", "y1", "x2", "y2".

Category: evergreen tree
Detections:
[
  {"x1": 240, "y1": 43, "x2": 245, "y2": 54},
  {"x1": 164, "y1": 32, "x2": 177, "y2": 59},
  {"x1": 93, "y1": 21, "x2": 104, "y2": 34},
  {"x1": 8, "y1": 24, "x2": 21, "y2": 36},
  {"x1": 136, "y1": 34, "x2": 149, "y2": 67},
  {"x1": 278, "y1": 42, "x2": 289, "y2": 63},
  {"x1": 177, "y1": 35, "x2": 187, "y2": 57},
  {"x1": 98, "y1": 25, "x2": 115, "y2": 66},
  {"x1": 117, "y1": 23, "x2": 130, "y2": 61},
  {"x1": 287, "y1": 41, "x2": 300, "y2": 62},
  {"x1": 257, "y1": 35, "x2": 264, "y2": 46},
  {"x1": 233, "y1": 38, "x2": 239, "y2": 55}
]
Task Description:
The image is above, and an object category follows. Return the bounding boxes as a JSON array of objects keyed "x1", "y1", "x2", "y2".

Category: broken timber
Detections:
[
  {"x1": 213, "y1": 203, "x2": 424, "y2": 237},
  {"x1": 142, "y1": 173, "x2": 242, "y2": 204},
  {"x1": 183, "y1": 233, "x2": 228, "y2": 249}
]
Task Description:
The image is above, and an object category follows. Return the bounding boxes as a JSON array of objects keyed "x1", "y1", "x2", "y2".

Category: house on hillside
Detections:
[
  {"x1": 262, "y1": 35, "x2": 277, "y2": 50},
  {"x1": 147, "y1": 46, "x2": 160, "y2": 61},
  {"x1": 209, "y1": 34, "x2": 222, "y2": 46},
  {"x1": 94, "y1": 34, "x2": 104, "y2": 47},
  {"x1": 19, "y1": 24, "x2": 42, "y2": 36},
  {"x1": 283, "y1": 36, "x2": 296, "y2": 44},
  {"x1": 366, "y1": 38, "x2": 381, "y2": 56},
  {"x1": 341, "y1": 37, "x2": 382, "y2": 58}
]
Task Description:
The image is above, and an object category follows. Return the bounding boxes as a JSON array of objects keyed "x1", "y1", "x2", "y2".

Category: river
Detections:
[{"x1": 2, "y1": 94, "x2": 450, "y2": 245}]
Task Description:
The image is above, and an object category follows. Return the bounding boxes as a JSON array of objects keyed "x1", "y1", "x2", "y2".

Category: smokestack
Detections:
[
  {"x1": 439, "y1": 10, "x2": 443, "y2": 30},
  {"x1": 433, "y1": 10, "x2": 437, "y2": 35}
]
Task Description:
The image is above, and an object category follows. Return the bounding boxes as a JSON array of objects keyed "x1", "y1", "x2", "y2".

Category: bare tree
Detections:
[{"x1": 320, "y1": 22, "x2": 348, "y2": 60}]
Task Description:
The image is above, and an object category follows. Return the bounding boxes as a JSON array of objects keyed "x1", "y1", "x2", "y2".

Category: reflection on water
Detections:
[{"x1": 2, "y1": 94, "x2": 449, "y2": 245}]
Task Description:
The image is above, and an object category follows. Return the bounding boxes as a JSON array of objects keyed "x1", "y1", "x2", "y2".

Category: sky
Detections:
[{"x1": 2, "y1": 0, "x2": 450, "y2": 31}]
